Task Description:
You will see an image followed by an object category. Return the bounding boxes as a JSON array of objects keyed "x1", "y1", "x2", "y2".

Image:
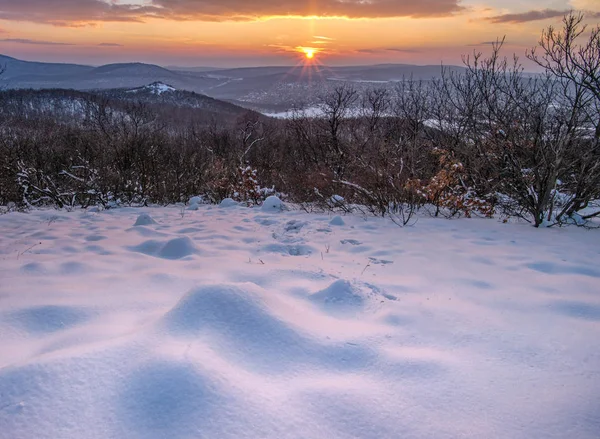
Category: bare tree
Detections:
[
  {"x1": 317, "y1": 84, "x2": 358, "y2": 178},
  {"x1": 527, "y1": 12, "x2": 600, "y2": 222},
  {"x1": 528, "y1": 12, "x2": 600, "y2": 136}
]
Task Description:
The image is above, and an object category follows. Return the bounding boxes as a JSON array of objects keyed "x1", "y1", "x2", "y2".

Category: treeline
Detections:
[{"x1": 0, "y1": 13, "x2": 599, "y2": 227}]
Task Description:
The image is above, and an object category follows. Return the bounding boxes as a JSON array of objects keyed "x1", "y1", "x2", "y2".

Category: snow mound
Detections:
[
  {"x1": 129, "y1": 236, "x2": 198, "y2": 260},
  {"x1": 162, "y1": 284, "x2": 373, "y2": 373},
  {"x1": 187, "y1": 196, "x2": 205, "y2": 211},
  {"x1": 164, "y1": 284, "x2": 271, "y2": 335},
  {"x1": 310, "y1": 280, "x2": 364, "y2": 309},
  {"x1": 309, "y1": 280, "x2": 393, "y2": 316},
  {"x1": 134, "y1": 213, "x2": 156, "y2": 226},
  {"x1": 187, "y1": 196, "x2": 206, "y2": 211},
  {"x1": 163, "y1": 284, "x2": 316, "y2": 371},
  {"x1": 261, "y1": 196, "x2": 284, "y2": 212},
  {"x1": 330, "y1": 215, "x2": 345, "y2": 226},
  {"x1": 219, "y1": 198, "x2": 238, "y2": 208}
]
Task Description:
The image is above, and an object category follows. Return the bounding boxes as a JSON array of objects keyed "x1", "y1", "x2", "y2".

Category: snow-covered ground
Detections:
[
  {"x1": 264, "y1": 106, "x2": 324, "y2": 119},
  {"x1": 263, "y1": 106, "x2": 369, "y2": 119},
  {"x1": 1, "y1": 204, "x2": 599, "y2": 439}
]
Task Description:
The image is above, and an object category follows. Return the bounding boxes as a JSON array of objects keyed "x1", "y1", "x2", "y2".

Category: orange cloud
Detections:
[{"x1": 0, "y1": 0, "x2": 464, "y2": 26}]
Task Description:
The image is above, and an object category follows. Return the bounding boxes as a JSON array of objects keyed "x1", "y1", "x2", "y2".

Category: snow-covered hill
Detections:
[
  {"x1": 0, "y1": 205, "x2": 599, "y2": 439},
  {"x1": 127, "y1": 81, "x2": 176, "y2": 95}
]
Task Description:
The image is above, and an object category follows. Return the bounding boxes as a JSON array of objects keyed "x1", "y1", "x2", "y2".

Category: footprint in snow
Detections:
[
  {"x1": 368, "y1": 257, "x2": 394, "y2": 265},
  {"x1": 340, "y1": 239, "x2": 362, "y2": 246},
  {"x1": 284, "y1": 220, "x2": 307, "y2": 233}
]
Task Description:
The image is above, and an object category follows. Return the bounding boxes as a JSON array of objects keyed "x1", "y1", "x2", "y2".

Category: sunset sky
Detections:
[{"x1": 0, "y1": 0, "x2": 598, "y2": 67}]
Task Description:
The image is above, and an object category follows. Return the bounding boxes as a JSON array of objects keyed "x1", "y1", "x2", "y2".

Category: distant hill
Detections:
[
  {"x1": 106, "y1": 81, "x2": 265, "y2": 120},
  {"x1": 0, "y1": 55, "x2": 223, "y2": 93},
  {"x1": 89, "y1": 62, "x2": 175, "y2": 76},
  {"x1": 0, "y1": 54, "x2": 467, "y2": 113},
  {"x1": 0, "y1": 54, "x2": 92, "y2": 79},
  {"x1": 166, "y1": 66, "x2": 222, "y2": 73},
  {"x1": 0, "y1": 84, "x2": 264, "y2": 127}
]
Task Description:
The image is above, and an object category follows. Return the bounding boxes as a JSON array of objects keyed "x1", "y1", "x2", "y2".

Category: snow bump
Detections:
[
  {"x1": 129, "y1": 236, "x2": 198, "y2": 260},
  {"x1": 133, "y1": 213, "x2": 157, "y2": 226},
  {"x1": 329, "y1": 216, "x2": 345, "y2": 226},
  {"x1": 261, "y1": 196, "x2": 284, "y2": 212}
]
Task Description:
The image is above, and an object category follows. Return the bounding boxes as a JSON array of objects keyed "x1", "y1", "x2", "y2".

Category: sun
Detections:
[{"x1": 297, "y1": 46, "x2": 318, "y2": 61}]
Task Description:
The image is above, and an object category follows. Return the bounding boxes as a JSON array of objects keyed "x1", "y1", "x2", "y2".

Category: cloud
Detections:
[
  {"x1": 0, "y1": 38, "x2": 75, "y2": 45},
  {"x1": 487, "y1": 8, "x2": 600, "y2": 24},
  {"x1": 98, "y1": 42, "x2": 123, "y2": 46},
  {"x1": 311, "y1": 36, "x2": 334, "y2": 45},
  {"x1": 0, "y1": 0, "x2": 163, "y2": 26},
  {"x1": 155, "y1": 0, "x2": 464, "y2": 20},
  {"x1": 385, "y1": 47, "x2": 421, "y2": 53},
  {"x1": 570, "y1": 0, "x2": 600, "y2": 13},
  {"x1": 266, "y1": 43, "x2": 296, "y2": 54},
  {"x1": 357, "y1": 47, "x2": 421, "y2": 54},
  {"x1": 466, "y1": 41, "x2": 505, "y2": 46},
  {"x1": 487, "y1": 9, "x2": 569, "y2": 23},
  {"x1": 0, "y1": 0, "x2": 464, "y2": 25}
]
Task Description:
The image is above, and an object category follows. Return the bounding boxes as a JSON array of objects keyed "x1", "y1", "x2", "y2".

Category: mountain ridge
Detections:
[{"x1": 0, "y1": 54, "x2": 468, "y2": 113}]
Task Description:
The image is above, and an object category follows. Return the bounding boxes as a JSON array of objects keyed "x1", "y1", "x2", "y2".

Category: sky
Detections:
[{"x1": 0, "y1": 0, "x2": 598, "y2": 67}]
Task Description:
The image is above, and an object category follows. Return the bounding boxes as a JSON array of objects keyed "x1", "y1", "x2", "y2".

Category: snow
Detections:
[
  {"x1": 264, "y1": 106, "x2": 373, "y2": 120},
  {"x1": 189, "y1": 196, "x2": 204, "y2": 205},
  {"x1": 187, "y1": 196, "x2": 205, "y2": 211},
  {"x1": 128, "y1": 236, "x2": 199, "y2": 260},
  {"x1": 127, "y1": 82, "x2": 176, "y2": 95},
  {"x1": 264, "y1": 106, "x2": 323, "y2": 119},
  {"x1": 150, "y1": 82, "x2": 175, "y2": 94},
  {"x1": 0, "y1": 206, "x2": 599, "y2": 439},
  {"x1": 329, "y1": 194, "x2": 345, "y2": 205},
  {"x1": 133, "y1": 213, "x2": 156, "y2": 226},
  {"x1": 330, "y1": 215, "x2": 345, "y2": 226},
  {"x1": 219, "y1": 198, "x2": 239, "y2": 208},
  {"x1": 261, "y1": 195, "x2": 284, "y2": 212}
]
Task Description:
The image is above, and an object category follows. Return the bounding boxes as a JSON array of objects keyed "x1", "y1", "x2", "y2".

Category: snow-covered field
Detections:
[
  {"x1": 263, "y1": 106, "x2": 324, "y2": 119},
  {"x1": 1, "y1": 204, "x2": 599, "y2": 439}
]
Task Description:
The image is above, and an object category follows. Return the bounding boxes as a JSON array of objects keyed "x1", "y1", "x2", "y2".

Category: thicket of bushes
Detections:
[{"x1": 0, "y1": 13, "x2": 599, "y2": 227}]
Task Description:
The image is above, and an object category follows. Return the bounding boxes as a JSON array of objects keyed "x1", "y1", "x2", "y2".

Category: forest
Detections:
[{"x1": 1, "y1": 13, "x2": 598, "y2": 227}]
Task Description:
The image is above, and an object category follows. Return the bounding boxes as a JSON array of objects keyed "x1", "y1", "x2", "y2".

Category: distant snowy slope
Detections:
[
  {"x1": 0, "y1": 206, "x2": 599, "y2": 439},
  {"x1": 0, "y1": 87, "x2": 264, "y2": 126},
  {"x1": 127, "y1": 81, "x2": 177, "y2": 95}
]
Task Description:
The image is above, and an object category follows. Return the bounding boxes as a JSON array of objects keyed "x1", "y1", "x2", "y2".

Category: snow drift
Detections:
[{"x1": 0, "y1": 205, "x2": 599, "y2": 439}]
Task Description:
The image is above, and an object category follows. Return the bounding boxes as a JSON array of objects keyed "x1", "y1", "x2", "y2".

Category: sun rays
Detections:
[{"x1": 297, "y1": 46, "x2": 318, "y2": 61}]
